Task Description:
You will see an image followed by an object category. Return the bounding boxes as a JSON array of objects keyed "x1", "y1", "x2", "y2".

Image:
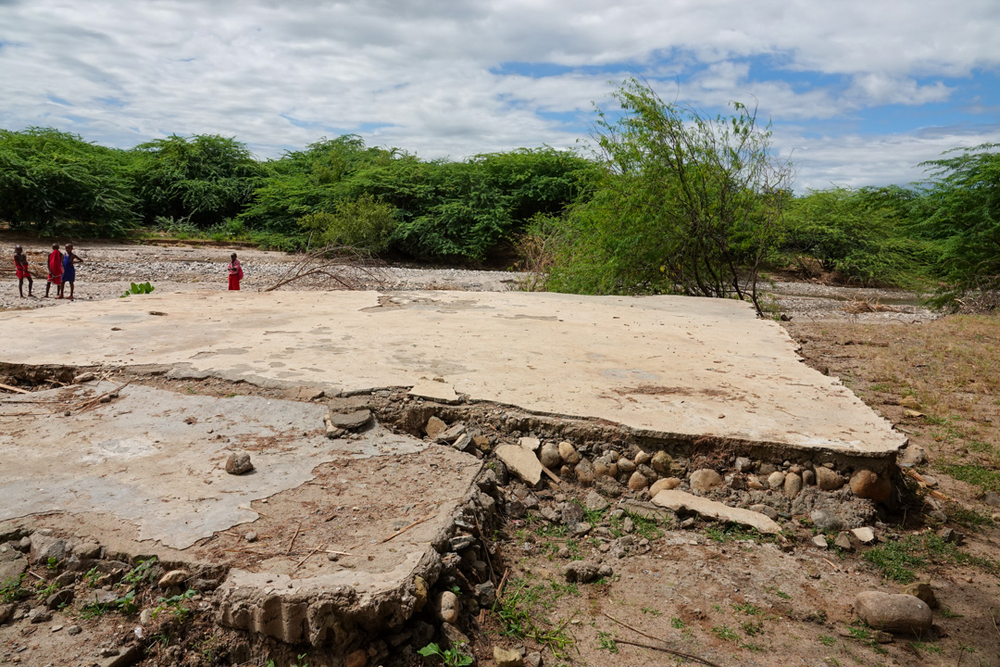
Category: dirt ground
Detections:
[{"x1": 1, "y1": 239, "x2": 998, "y2": 667}]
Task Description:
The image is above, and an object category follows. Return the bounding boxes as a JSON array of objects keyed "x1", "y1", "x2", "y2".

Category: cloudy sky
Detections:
[{"x1": 2, "y1": 0, "x2": 998, "y2": 191}]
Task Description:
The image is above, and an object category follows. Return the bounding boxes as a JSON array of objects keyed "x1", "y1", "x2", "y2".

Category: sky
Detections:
[{"x1": 1, "y1": 0, "x2": 999, "y2": 192}]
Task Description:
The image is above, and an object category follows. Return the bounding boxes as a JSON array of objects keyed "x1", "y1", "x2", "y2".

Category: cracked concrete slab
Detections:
[
  {"x1": 0, "y1": 383, "x2": 427, "y2": 549},
  {"x1": 0, "y1": 289, "x2": 905, "y2": 459}
]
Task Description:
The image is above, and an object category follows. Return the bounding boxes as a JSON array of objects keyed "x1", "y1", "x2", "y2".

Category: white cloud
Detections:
[{"x1": 0, "y1": 0, "x2": 998, "y2": 190}]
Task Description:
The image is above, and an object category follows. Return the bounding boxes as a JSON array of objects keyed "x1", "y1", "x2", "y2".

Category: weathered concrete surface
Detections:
[
  {"x1": 0, "y1": 383, "x2": 484, "y2": 646},
  {"x1": 0, "y1": 290, "x2": 905, "y2": 459}
]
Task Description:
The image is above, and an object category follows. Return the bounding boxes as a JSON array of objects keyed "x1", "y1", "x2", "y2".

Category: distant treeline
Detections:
[
  {"x1": 0, "y1": 128, "x2": 596, "y2": 261},
  {"x1": 1, "y1": 123, "x2": 998, "y2": 302}
]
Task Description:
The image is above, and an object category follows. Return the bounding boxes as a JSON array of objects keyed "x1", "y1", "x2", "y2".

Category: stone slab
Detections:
[
  {"x1": 408, "y1": 380, "x2": 460, "y2": 404},
  {"x1": 0, "y1": 290, "x2": 905, "y2": 459},
  {"x1": 652, "y1": 489, "x2": 782, "y2": 534}
]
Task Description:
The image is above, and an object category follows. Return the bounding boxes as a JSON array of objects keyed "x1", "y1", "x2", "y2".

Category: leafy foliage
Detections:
[
  {"x1": 130, "y1": 134, "x2": 263, "y2": 227},
  {"x1": 121, "y1": 281, "x2": 155, "y2": 297},
  {"x1": 543, "y1": 78, "x2": 791, "y2": 314},
  {"x1": 781, "y1": 186, "x2": 934, "y2": 286},
  {"x1": 298, "y1": 194, "x2": 396, "y2": 252},
  {"x1": 918, "y1": 143, "x2": 1000, "y2": 302},
  {"x1": 0, "y1": 127, "x2": 138, "y2": 236}
]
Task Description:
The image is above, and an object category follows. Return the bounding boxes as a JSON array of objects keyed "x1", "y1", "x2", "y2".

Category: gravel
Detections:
[
  {"x1": 0, "y1": 242, "x2": 525, "y2": 312},
  {"x1": 1, "y1": 241, "x2": 938, "y2": 323}
]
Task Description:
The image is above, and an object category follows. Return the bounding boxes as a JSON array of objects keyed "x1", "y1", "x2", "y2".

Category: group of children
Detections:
[
  {"x1": 12, "y1": 246, "x2": 244, "y2": 297},
  {"x1": 13, "y1": 243, "x2": 82, "y2": 299}
]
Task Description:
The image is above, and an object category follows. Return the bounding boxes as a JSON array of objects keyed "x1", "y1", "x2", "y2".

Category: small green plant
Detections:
[
  {"x1": 120, "y1": 281, "x2": 155, "y2": 297},
  {"x1": 596, "y1": 631, "x2": 619, "y2": 653},
  {"x1": 153, "y1": 589, "x2": 198, "y2": 622},
  {"x1": 765, "y1": 585, "x2": 791, "y2": 600},
  {"x1": 819, "y1": 635, "x2": 836, "y2": 647},
  {"x1": 417, "y1": 642, "x2": 474, "y2": 667},
  {"x1": 712, "y1": 625, "x2": 739, "y2": 642},
  {"x1": 46, "y1": 556, "x2": 59, "y2": 572},
  {"x1": 909, "y1": 641, "x2": 942, "y2": 654},
  {"x1": 83, "y1": 566, "x2": 100, "y2": 588},
  {"x1": 732, "y1": 601, "x2": 763, "y2": 616},
  {"x1": 120, "y1": 557, "x2": 157, "y2": 588},
  {"x1": 641, "y1": 606, "x2": 662, "y2": 616},
  {"x1": 1, "y1": 574, "x2": 26, "y2": 603},
  {"x1": 35, "y1": 580, "x2": 60, "y2": 601},
  {"x1": 292, "y1": 653, "x2": 309, "y2": 667},
  {"x1": 740, "y1": 618, "x2": 764, "y2": 636},
  {"x1": 670, "y1": 617, "x2": 685, "y2": 630}
]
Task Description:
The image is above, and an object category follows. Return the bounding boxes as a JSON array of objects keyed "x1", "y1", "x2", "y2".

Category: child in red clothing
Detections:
[
  {"x1": 45, "y1": 243, "x2": 63, "y2": 298},
  {"x1": 227, "y1": 253, "x2": 243, "y2": 290},
  {"x1": 14, "y1": 246, "x2": 33, "y2": 298}
]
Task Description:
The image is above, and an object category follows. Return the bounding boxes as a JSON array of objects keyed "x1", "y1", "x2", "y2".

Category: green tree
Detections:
[
  {"x1": 130, "y1": 134, "x2": 263, "y2": 227},
  {"x1": 918, "y1": 143, "x2": 1000, "y2": 299},
  {"x1": 240, "y1": 135, "x2": 398, "y2": 236},
  {"x1": 544, "y1": 79, "x2": 791, "y2": 315},
  {"x1": 781, "y1": 186, "x2": 932, "y2": 286},
  {"x1": 0, "y1": 127, "x2": 138, "y2": 236},
  {"x1": 298, "y1": 194, "x2": 397, "y2": 252}
]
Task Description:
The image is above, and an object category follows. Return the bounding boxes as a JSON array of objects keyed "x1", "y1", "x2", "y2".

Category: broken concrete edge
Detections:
[
  {"x1": 1, "y1": 463, "x2": 503, "y2": 659},
  {"x1": 213, "y1": 463, "x2": 500, "y2": 651},
  {"x1": 0, "y1": 359, "x2": 904, "y2": 477}
]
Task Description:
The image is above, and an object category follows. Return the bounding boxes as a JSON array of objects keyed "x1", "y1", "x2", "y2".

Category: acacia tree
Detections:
[
  {"x1": 545, "y1": 78, "x2": 792, "y2": 315},
  {"x1": 918, "y1": 143, "x2": 1000, "y2": 301},
  {"x1": 0, "y1": 127, "x2": 137, "y2": 236}
]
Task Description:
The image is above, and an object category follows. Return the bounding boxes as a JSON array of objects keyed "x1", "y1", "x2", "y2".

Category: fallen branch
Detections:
[
  {"x1": 380, "y1": 513, "x2": 434, "y2": 544},
  {"x1": 70, "y1": 380, "x2": 133, "y2": 414},
  {"x1": 540, "y1": 464, "x2": 562, "y2": 485},
  {"x1": 294, "y1": 544, "x2": 324, "y2": 570},
  {"x1": 604, "y1": 613, "x2": 721, "y2": 667},
  {"x1": 263, "y1": 244, "x2": 389, "y2": 292},
  {"x1": 0, "y1": 383, "x2": 30, "y2": 394},
  {"x1": 616, "y1": 639, "x2": 722, "y2": 667},
  {"x1": 286, "y1": 523, "x2": 301, "y2": 555}
]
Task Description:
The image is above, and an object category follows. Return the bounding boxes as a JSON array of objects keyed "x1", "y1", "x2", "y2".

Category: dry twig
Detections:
[
  {"x1": 0, "y1": 383, "x2": 30, "y2": 394},
  {"x1": 603, "y1": 613, "x2": 721, "y2": 667},
  {"x1": 263, "y1": 245, "x2": 389, "y2": 292},
  {"x1": 380, "y1": 513, "x2": 434, "y2": 544},
  {"x1": 286, "y1": 523, "x2": 301, "y2": 555}
]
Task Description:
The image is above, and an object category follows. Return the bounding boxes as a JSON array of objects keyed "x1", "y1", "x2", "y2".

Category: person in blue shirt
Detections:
[{"x1": 62, "y1": 243, "x2": 83, "y2": 300}]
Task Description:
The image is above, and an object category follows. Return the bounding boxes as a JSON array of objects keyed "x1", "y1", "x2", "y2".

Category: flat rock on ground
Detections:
[{"x1": 652, "y1": 489, "x2": 782, "y2": 534}]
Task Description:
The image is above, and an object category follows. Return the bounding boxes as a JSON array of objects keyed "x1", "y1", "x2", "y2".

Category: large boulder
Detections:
[
  {"x1": 850, "y1": 470, "x2": 892, "y2": 502},
  {"x1": 853, "y1": 591, "x2": 932, "y2": 634},
  {"x1": 815, "y1": 466, "x2": 845, "y2": 491},
  {"x1": 689, "y1": 469, "x2": 723, "y2": 492}
]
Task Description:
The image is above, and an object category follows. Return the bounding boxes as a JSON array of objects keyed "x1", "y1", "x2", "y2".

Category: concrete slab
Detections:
[
  {"x1": 0, "y1": 383, "x2": 484, "y2": 645},
  {"x1": 0, "y1": 290, "x2": 904, "y2": 459}
]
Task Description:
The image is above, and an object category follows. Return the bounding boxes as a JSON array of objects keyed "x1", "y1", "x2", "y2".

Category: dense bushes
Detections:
[
  {"x1": 2, "y1": 121, "x2": 999, "y2": 308},
  {"x1": 780, "y1": 186, "x2": 935, "y2": 286},
  {"x1": 0, "y1": 128, "x2": 138, "y2": 236}
]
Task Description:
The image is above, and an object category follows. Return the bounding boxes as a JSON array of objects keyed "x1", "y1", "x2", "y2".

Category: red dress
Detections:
[
  {"x1": 47, "y1": 250, "x2": 63, "y2": 284},
  {"x1": 227, "y1": 260, "x2": 243, "y2": 290}
]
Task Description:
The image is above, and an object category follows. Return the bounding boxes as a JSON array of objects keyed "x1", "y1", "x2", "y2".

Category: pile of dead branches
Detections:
[
  {"x1": 842, "y1": 297, "x2": 897, "y2": 314},
  {"x1": 263, "y1": 244, "x2": 390, "y2": 292}
]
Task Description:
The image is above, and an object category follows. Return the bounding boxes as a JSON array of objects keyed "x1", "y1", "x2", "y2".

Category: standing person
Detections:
[
  {"x1": 227, "y1": 253, "x2": 243, "y2": 291},
  {"x1": 45, "y1": 243, "x2": 64, "y2": 298},
  {"x1": 62, "y1": 243, "x2": 83, "y2": 300},
  {"x1": 14, "y1": 246, "x2": 33, "y2": 298}
]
